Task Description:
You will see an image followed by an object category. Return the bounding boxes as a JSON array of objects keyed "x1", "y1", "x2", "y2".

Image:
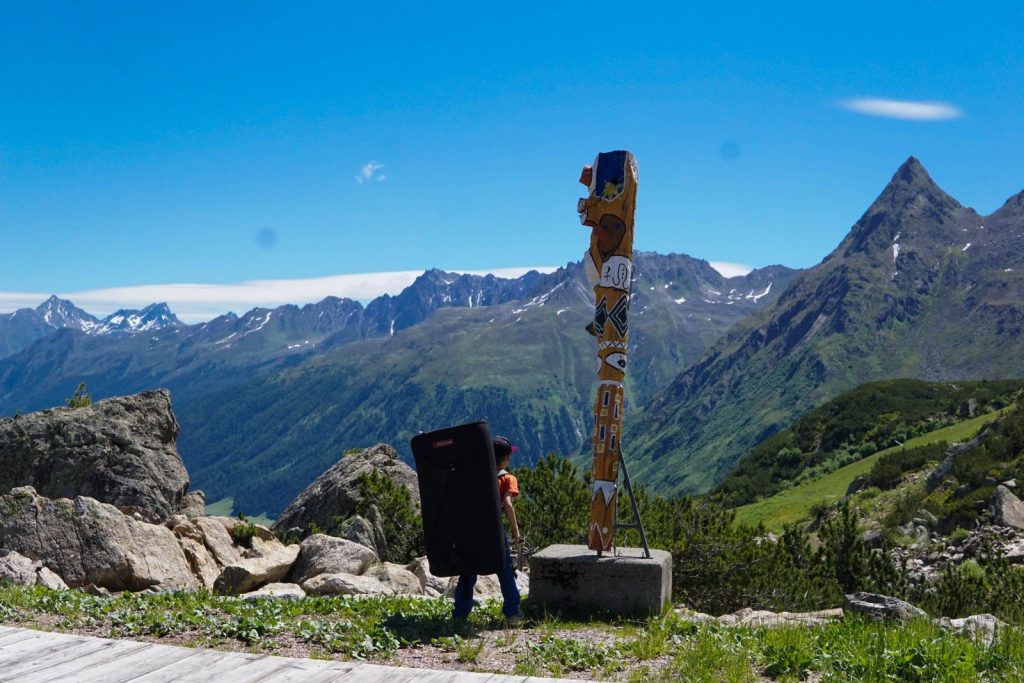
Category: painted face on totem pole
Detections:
[{"x1": 593, "y1": 214, "x2": 626, "y2": 258}]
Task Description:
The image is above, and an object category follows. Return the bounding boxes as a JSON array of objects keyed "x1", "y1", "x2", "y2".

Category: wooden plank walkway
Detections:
[{"x1": 0, "y1": 626, "x2": 575, "y2": 682}]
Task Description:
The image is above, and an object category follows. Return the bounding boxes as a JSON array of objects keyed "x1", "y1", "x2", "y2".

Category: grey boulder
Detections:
[
  {"x1": 287, "y1": 534, "x2": 377, "y2": 585},
  {"x1": 0, "y1": 390, "x2": 198, "y2": 523},
  {"x1": 844, "y1": 592, "x2": 927, "y2": 621},
  {"x1": 272, "y1": 444, "x2": 418, "y2": 536}
]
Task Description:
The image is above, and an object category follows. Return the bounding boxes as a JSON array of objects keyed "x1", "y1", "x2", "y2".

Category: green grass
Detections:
[
  {"x1": 733, "y1": 409, "x2": 1007, "y2": 531},
  {"x1": 203, "y1": 497, "x2": 274, "y2": 527},
  {"x1": 3, "y1": 586, "x2": 1022, "y2": 681}
]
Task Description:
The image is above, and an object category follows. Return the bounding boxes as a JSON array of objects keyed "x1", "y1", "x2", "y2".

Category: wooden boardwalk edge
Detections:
[{"x1": 0, "y1": 626, "x2": 574, "y2": 683}]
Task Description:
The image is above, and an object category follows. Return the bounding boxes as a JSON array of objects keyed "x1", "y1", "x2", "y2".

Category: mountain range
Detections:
[
  {"x1": 0, "y1": 252, "x2": 796, "y2": 515},
  {"x1": 4, "y1": 156, "x2": 1020, "y2": 516},
  {"x1": 627, "y1": 157, "x2": 1024, "y2": 495}
]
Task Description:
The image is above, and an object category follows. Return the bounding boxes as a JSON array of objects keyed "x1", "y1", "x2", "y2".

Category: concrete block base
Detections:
[{"x1": 528, "y1": 544, "x2": 672, "y2": 617}]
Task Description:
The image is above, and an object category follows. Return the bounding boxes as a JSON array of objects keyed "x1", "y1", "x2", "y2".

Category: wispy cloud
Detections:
[
  {"x1": 839, "y1": 97, "x2": 962, "y2": 121},
  {"x1": 0, "y1": 266, "x2": 558, "y2": 323},
  {"x1": 709, "y1": 261, "x2": 753, "y2": 278},
  {"x1": 356, "y1": 161, "x2": 386, "y2": 184}
]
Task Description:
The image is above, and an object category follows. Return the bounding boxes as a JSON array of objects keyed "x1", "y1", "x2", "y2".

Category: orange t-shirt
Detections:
[{"x1": 498, "y1": 470, "x2": 519, "y2": 502}]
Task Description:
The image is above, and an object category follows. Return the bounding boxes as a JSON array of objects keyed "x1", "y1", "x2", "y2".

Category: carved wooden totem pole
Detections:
[{"x1": 577, "y1": 150, "x2": 638, "y2": 552}]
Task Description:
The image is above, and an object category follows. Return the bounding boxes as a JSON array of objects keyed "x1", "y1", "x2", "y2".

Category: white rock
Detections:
[
  {"x1": 302, "y1": 572, "x2": 393, "y2": 596},
  {"x1": 241, "y1": 582, "x2": 306, "y2": 601}
]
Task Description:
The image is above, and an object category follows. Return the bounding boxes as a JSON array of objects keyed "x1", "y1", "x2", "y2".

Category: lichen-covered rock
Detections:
[
  {"x1": 272, "y1": 444, "x2": 418, "y2": 536},
  {"x1": 288, "y1": 534, "x2": 377, "y2": 585},
  {"x1": 0, "y1": 390, "x2": 199, "y2": 522},
  {"x1": 844, "y1": 592, "x2": 927, "y2": 621},
  {"x1": 0, "y1": 488, "x2": 198, "y2": 591},
  {"x1": 302, "y1": 572, "x2": 393, "y2": 596}
]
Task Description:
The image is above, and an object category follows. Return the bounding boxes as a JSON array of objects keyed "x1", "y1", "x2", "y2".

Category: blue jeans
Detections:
[{"x1": 452, "y1": 535, "x2": 521, "y2": 618}]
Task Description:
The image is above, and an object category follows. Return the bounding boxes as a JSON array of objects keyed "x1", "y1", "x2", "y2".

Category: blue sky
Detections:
[{"x1": 2, "y1": 2, "x2": 1022, "y2": 320}]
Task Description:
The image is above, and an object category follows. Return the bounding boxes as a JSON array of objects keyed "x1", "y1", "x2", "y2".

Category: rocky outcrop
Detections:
[
  {"x1": 844, "y1": 592, "x2": 927, "y2": 621},
  {"x1": 993, "y1": 485, "x2": 1024, "y2": 530},
  {"x1": 272, "y1": 444, "x2": 418, "y2": 536},
  {"x1": 0, "y1": 488, "x2": 311, "y2": 595},
  {"x1": 0, "y1": 390, "x2": 198, "y2": 522},
  {"x1": 0, "y1": 487, "x2": 198, "y2": 591}
]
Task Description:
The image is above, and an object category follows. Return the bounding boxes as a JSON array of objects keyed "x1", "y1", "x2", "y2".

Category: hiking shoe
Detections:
[{"x1": 504, "y1": 609, "x2": 525, "y2": 623}]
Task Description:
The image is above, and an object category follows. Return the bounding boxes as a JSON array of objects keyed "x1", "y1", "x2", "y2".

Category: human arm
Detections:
[{"x1": 502, "y1": 494, "x2": 520, "y2": 542}]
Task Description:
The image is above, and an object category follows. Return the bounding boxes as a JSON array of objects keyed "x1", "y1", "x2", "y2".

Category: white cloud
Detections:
[
  {"x1": 0, "y1": 266, "x2": 558, "y2": 323},
  {"x1": 839, "y1": 97, "x2": 962, "y2": 121},
  {"x1": 709, "y1": 261, "x2": 753, "y2": 278},
  {"x1": 356, "y1": 161, "x2": 386, "y2": 184}
]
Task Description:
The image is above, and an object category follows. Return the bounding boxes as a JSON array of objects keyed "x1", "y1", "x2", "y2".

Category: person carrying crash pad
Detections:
[{"x1": 452, "y1": 435, "x2": 523, "y2": 621}]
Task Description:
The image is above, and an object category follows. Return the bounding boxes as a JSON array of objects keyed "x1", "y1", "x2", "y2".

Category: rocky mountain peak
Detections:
[
  {"x1": 876, "y1": 156, "x2": 960, "y2": 214},
  {"x1": 33, "y1": 296, "x2": 99, "y2": 331},
  {"x1": 95, "y1": 302, "x2": 183, "y2": 335},
  {"x1": 840, "y1": 157, "x2": 965, "y2": 260}
]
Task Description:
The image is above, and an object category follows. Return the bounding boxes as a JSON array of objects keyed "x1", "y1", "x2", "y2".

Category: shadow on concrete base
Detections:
[{"x1": 528, "y1": 544, "x2": 672, "y2": 617}]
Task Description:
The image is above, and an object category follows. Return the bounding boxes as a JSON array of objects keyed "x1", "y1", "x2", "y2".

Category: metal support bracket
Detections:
[{"x1": 615, "y1": 451, "x2": 651, "y2": 559}]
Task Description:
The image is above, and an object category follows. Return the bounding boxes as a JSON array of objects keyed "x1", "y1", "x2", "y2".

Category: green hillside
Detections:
[
  {"x1": 733, "y1": 408, "x2": 1008, "y2": 531},
  {"x1": 717, "y1": 378, "x2": 1024, "y2": 507}
]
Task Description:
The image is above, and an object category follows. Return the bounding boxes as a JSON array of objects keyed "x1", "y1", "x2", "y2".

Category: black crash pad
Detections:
[{"x1": 411, "y1": 420, "x2": 505, "y2": 577}]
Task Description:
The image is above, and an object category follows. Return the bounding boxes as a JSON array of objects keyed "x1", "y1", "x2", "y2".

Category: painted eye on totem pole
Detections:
[{"x1": 604, "y1": 352, "x2": 627, "y2": 370}]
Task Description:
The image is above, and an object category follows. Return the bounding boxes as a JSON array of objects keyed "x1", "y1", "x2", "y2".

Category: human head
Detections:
[{"x1": 494, "y1": 436, "x2": 515, "y2": 468}]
